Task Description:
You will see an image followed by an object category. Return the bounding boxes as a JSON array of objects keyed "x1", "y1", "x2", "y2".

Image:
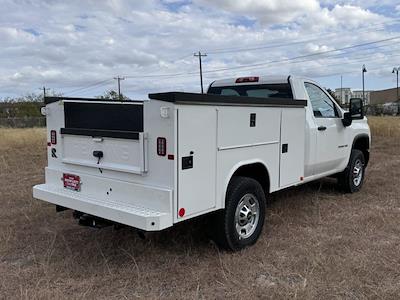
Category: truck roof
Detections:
[{"x1": 210, "y1": 75, "x2": 299, "y2": 87}]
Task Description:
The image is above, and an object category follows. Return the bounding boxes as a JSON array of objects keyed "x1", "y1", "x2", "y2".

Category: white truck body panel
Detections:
[
  {"x1": 280, "y1": 108, "x2": 305, "y2": 187},
  {"x1": 33, "y1": 75, "x2": 370, "y2": 233},
  {"x1": 177, "y1": 106, "x2": 218, "y2": 219}
]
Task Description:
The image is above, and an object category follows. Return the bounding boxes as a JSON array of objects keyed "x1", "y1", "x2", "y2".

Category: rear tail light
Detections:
[
  {"x1": 50, "y1": 130, "x2": 57, "y2": 145},
  {"x1": 157, "y1": 137, "x2": 166, "y2": 156},
  {"x1": 235, "y1": 76, "x2": 259, "y2": 83}
]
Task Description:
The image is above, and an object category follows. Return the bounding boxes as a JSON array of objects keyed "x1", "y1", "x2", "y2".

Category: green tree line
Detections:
[{"x1": 0, "y1": 90, "x2": 127, "y2": 118}]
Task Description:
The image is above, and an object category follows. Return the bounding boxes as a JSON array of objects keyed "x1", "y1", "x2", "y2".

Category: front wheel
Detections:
[
  {"x1": 211, "y1": 176, "x2": 266, "y2": 251},
  {"x1": 338, "y1": 149, "x2": 366, "y2": 193}
]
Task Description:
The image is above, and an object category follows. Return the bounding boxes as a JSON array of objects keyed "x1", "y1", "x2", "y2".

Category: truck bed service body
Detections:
[{"x1": 33, "y1": 75, "x2": 370, "y2": 250}]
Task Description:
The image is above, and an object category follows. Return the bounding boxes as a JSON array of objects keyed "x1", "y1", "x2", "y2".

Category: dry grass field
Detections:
[{"x1": 0, "y1": 117, "x2": 399, "y2": 299}]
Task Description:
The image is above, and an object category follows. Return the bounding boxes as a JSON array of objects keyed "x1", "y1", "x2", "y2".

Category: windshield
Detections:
[{"x1": 207, "y1": 83, "x2": 293, "y2": 99}]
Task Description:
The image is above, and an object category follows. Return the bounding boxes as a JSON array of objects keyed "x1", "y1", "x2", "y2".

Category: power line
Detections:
[
  {"x1": 120, "y1": 43, "x2": 400, "y2": 90},
  {"x1": 204, "y1": 19, "x2": 400, "y2": 54},
  {"x1": 123, "y1": 35, "x2": 400, "y2": 80},
  {"x1": 57, "y1": 23, "x2": 400, "y2": 94},
  {"x1": 200, "y1": 35, "x2": 400, "y2": 74},
  {"x1": 213, "y1": 41, "x2": 400, "y2": 75},
  {"x1": 64, "y1": 78, "x2": 114, "y2": 96},
  {"x1": 285, "y1": 51, "x2": 400, "y2": 76}
]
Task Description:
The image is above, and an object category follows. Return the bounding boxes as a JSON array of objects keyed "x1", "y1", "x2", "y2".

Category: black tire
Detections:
[
  {"x1": 211, "y1": 176, "x2": 266, "y2": 251},
  {"x1": 338, "y1": 149, "x2": 366, "y2": 193}
]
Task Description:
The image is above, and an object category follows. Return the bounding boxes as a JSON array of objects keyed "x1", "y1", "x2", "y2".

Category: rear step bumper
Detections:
[{"x1": 33, "y1": 184, "x2": 173, "y2": 231}]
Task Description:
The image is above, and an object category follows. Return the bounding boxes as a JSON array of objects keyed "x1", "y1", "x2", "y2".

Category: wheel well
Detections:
[
  {"x1": 231, "y1": 163, "x2": 270, "y2": 196},
  {"x1": 353, "y1": 135, "x2": 370, "y2": 166}
]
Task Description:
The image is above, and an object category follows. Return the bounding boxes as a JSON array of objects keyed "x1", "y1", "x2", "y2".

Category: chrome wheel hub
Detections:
[
  {"x1": 235, "y1": 194, "x2": 260, "y2": 240},
  {"x1": 353, "y1": 159, "x2": 363, "y2": 186}
]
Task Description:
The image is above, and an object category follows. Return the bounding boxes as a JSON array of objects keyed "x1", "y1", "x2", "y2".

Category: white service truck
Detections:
[{"x1": 33, "y1": 76, "x2": 370, "y2": 250}]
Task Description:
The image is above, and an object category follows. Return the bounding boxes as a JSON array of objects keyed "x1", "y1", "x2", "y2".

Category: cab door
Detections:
[{"x1": 304, "y1": 82, "x2": 348, "y2": 175}]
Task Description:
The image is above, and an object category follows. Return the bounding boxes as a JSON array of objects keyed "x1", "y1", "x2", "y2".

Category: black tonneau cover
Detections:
[
  {"x1": 148, "y1": 92, "x2": 307, "y2": 107},
  {"x1": 44, "y1": 96, "x2": 142, "y2": 105}
]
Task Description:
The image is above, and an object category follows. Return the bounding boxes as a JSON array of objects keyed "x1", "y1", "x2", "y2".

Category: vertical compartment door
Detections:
[
  {"x1": 279, "y1": 108, "x2": 306, "y2": 187},
  {"x1": 177, "y1": 107, "x2": 217, "y2": 219}
]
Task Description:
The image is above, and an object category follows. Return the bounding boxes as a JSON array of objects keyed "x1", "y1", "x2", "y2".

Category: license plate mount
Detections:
[{"x1": 63, "y1": 173, "x2": 81, "y2": 191}]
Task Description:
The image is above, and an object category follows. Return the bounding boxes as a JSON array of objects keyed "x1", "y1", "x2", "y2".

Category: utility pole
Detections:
[
  {"x1": 39, "y1": 86, "x2": 48, "y2": 101},
  {"x1": 194, "y1": 51, "x2": 207, "y2": 94},
  {"x1": 340, "y1": 75, "x2": 343, "y2": 105},
  {"x1": 393, "y1": 67, "x2": 400, "y2": 115},
  {"x1": 113, "y1": 76, "x2": 125, "y2": 100},
  {"x1": 362, "y1": 64, "x2": 367, "y2": 105}
]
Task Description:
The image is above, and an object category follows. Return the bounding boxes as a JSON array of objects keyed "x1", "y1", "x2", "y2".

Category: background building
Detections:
[
  {"x1": 352, "y1": 90, "x2": 372, "y2": 105},
  {"x1": 334, "y1": 88, "x2": 352, "y2": 105},
  {"x1": 334, "y1": 88, "x2": 372, "y2": 105},
  {"x1": 370, "y1": 87, "x2": 399, "y2": 105}
]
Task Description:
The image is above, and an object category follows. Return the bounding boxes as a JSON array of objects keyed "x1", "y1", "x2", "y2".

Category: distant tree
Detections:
[
  {"x1": 1, "y1": 90, "x2": 62, "y2": 103},
  {"x1": 97, "y1": 90, "x2": 129, "y2": 100},
  {"x1": 0, "y1": 91, "x2": 62, "y2": 118},
  {"x1": 326, "y1": 88, "x2": 339, "y2": 102}
]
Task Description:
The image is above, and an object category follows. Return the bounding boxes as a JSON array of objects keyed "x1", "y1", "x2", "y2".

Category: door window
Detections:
[{"x1": 305, "y1": 83, "x2": 339, "y2": 118}]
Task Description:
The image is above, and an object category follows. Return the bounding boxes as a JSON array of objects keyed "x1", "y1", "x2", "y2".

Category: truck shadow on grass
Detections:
[{"x1": 46, "y1": 177, "x2": 342, "y2": 260}]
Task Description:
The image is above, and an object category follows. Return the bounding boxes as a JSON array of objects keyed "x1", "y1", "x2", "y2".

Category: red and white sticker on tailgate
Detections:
[{"x1": 63, "y1": 173, "x2": 81, "y2": 191}]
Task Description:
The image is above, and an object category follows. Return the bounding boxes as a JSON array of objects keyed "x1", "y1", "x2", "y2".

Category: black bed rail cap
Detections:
[
  {"x1": 60, "y1": 128, "x2": 140, "y2": 140},
  {"x1": 44, "y1": 96, "x2": 143, "y2": 105},
  {"x1": 148, "y1": 92, "x2": 307, "y2": 107}
]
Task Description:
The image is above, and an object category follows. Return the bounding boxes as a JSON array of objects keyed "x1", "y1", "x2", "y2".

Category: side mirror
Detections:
[
  {"x1": 349, "y1": 98, "x2": 364, "y2": 119},
  {"x1": 342, "y1": 98, "x2": 364, "y2": 127}
]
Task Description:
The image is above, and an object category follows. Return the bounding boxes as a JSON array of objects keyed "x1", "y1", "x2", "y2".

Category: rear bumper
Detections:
[{"x1": 33, "y1": 170, "x2": 173, "y2": 231}]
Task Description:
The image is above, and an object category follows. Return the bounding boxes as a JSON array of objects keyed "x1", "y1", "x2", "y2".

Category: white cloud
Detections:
[
  {"x1": 329, "y1": 5, "x2": 383, "y2": 26},
  {"x1": 0, "y1": 0, "x2": 399, "y2": 98},
  {"x1": 195, "y1": 0, "x2": 320, "y2": 23}
]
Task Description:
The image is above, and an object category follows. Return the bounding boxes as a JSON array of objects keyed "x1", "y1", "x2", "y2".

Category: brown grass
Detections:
[
  {"x1": 0, "y1": 118, "x2": 399, "y2": 299},
  {"x1": 368, "y1": 116, "x2": 400, "y2": 138},
  {"x1": 0, "y1": 127, "x2": 45, "y2": 150}
]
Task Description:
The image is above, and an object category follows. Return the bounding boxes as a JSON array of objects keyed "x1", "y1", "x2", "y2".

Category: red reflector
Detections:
[
  {"x1": 157, "y1": 137, "x2": 166, "y2": 156},
  {"x1": 50, "y1": 130, "x2": 57, "y2": 145},
  {"x1": 235, "y1": 76, "x2": 259, "y2": 83},
  {"x1": 178, "y1": 208, "x2": 185, "y2": 217},
  {"x1": 167, "y1": 154, "x2": 174, "y2": 160},
  {"x1": 47, "y1": 142, "x2": 51, "y2": 147}
]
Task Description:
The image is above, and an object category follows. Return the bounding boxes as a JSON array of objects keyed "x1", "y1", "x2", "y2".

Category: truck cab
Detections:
[{"x1": 207, "y1": 75, "x2": 370, "y2": 186}]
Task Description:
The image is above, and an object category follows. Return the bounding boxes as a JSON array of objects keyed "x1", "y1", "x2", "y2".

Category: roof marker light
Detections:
[{"x1": 235, "y1": 77, "x2": 259, "y2": 83}]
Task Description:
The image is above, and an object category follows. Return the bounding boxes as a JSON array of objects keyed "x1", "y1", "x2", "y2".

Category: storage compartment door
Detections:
[
  {"x1": 61, "y1": 133, "x2": 147, "y2": 174},
  {"x1": 177, "y1": 107, "x2": 217, "y2": 219},
  {"x1": 279, "y1": 108, "x2": 305, "y2": 187}
]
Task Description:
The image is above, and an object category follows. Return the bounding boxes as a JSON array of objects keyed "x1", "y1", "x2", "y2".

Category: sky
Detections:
[{"x1": 1, "y1": 0, "x2": 400, "y2": 99}]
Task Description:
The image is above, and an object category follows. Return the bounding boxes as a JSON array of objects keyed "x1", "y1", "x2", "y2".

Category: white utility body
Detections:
[{"x1": 33, "y1": 75, "x2": 371, "y2": 250}]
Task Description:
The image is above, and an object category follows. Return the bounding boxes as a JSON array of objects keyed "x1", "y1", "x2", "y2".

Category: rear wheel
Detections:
[
  {"x1": 338, "y1": 149, "x2": 366, "y2": 193},
  {"x1": 212, "y1": 176, "x2": 266, "y2": 251}
]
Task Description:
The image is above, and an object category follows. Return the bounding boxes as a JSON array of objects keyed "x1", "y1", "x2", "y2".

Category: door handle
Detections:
[
  {"x1": 317, "y1": 126, "x2": 327, "y2": 131},
  {"x1": 93, "y1": 151, "x2": 104, "y2": 164}
]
